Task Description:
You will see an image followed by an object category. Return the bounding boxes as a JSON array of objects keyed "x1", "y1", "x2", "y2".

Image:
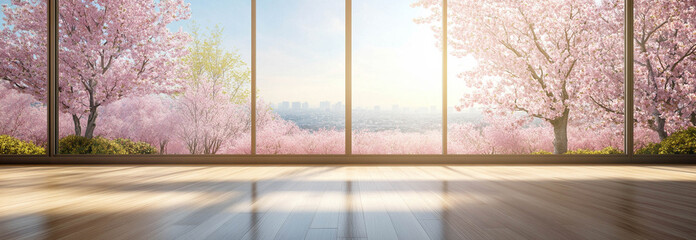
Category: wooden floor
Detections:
[{"x1": 1, "y1": 165, "x2": 695, "y2": 240}]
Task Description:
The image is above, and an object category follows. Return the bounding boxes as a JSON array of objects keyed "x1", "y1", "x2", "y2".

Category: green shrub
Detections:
[
  {"x1": 531, "y1": 147, "x2": 623, "y2": 155},
  {"x1": 565, "y1": 147, "x2": 623, "y2": 155},
  {"x1": 58, "y1": 135, "x2": 91, "y2": 154},
  {"x1": 657, "y1": 127, "x2": 696, "y2": 154},
  {"x1": 59, "y1": 136, "x2": 158, "y2": 155},
  {"x1": 59, "y1": 135, "x2": 126, "y2": 154},
  {"x1": 113, "y1": 138, "x2": 158, "y2": 154},
  {"x1": 636, "y1": 143, "x2": 661, "y2": 154},
  {"x1": 0, "y1": 135, "x2": 46, "y2": 155}
]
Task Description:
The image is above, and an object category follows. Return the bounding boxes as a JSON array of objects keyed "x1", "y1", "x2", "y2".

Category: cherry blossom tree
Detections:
[
  {"x1": 0, "y1": 84, "x2": 81, "y2": 147},
  {"x1": 96, "y1": 95, "x2": 177, "y2": 153},
  {"x1": 415, "y1": 0, "x2": 594, "y2": 153},
  {"x1": 448, "y1": 116, "x2": 553, "y2": 154},
  {"x1": 0, "y1": 0, "x2": 191, "y2": 138},
  {"x1": 175, "y1": 80, "x2": 250, "y2": 154},
  {"x1": 0, "y1": 84, "x2": 47, "y2": 146},
  {"x1": 353, "y1": 130, "x2": 439, "y2": 154},
  {"x1": 415, "y1": 0, "x2": 603, "y2": 153},
  {"x1": 586, "y1": 0, "x2": 696, "y2": 140},
  {"x1": 0, "y1": 0, "x2": 47, "y2": 107}
]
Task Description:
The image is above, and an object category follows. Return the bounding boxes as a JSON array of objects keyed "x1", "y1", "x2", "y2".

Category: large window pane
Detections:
[
  {"x1": 58, "y1": 0, "x2": 252, "y2": 154},
  {"x1": 257, "y1": 0, "x2": 345, "y2": 154},
  {"x1": 352, "y1": 0, "x2": 442, "y2": 154},
  {"x1": 430, "y1": 0, "x2": 625, "y2": 154},
  {"x1": 0, "y1": 0, "x2": 47, "y2": 155},
  {"x1": 633, "y1": 0, "x2": 696, "y2": 155}
]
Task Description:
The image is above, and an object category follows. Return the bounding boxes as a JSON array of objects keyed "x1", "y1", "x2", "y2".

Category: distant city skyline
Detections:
[{"x1": 270, "y1": 100, "x2": 441, "y2": 113}]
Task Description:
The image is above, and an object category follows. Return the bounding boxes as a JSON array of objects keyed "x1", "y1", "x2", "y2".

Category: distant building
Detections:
[
  {"x1": 280, "y1": 101, "x2": 290, "y2": 110},
  {"x1": 302, "y1": 102, "x2": 309, "y2": 110},
  {"x1": 320, "y1": 101, "x2": 331, "y2": 111},
  {"x1": 333, "y1": 101, "x2": 343, "y2": 112},
  {"x1": 374, "y1": 105, "x2": 380, "y2": 111},
  {"x1": 292, "y1": 101, "x2": 301, "y2": 110},
  {"x1": 430, "y1": 105, "x2": 437, "y2": 113}
]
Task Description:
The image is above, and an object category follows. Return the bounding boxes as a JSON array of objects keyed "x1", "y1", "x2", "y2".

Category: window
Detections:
[
  {"x1": 2, "y1": 0, "x2": 693, "y2": 161},
  {"x1": 257, "y1": 0, "x2": 345, "y2": 154},
  {"x1": 352, "y1": 0, "x2": 442, "y2": 154},
  {"x1": 57, "y1": 0, "x2": 252, "y2": 155},
  {"x1": 633, "y1": 0, "x2": 696, "y2": 155},
  {"x1": 441, "y1": 0, "x2": 625, "y2": 154},
  {"x1": 0, "y1": 0, "x2": 47, "y2": 155}
]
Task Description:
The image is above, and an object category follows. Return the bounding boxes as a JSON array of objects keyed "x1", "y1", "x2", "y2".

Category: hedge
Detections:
[
  {"x1": 0, "y1": 135, "x2": 46, "y2": 155},
  {"x1": 637, "y1": 127, "x2": 696, "y2": 154},
  {"x1": 58, "y1": 136, "x2": 157, "y2": 155}
]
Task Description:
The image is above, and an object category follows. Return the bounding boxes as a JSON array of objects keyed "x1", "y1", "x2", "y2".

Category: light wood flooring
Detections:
[{"x1": 1, "y1": 165, "x2": 695, "y2": 239}]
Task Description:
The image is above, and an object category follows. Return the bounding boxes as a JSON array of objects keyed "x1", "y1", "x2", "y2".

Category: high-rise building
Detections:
[
  {"x1": 292, "y1": 101, "x2": 301, "y2": 111},
  {"x1": 392, "y1": 104, "x2": 399, "y2": 112},
  {"x1": 333, "y1": 101, "x2": 343, "y2": 112},
  {"x1": 280, "y1": 101, "x2": 290, "y2": 110},
  {"x1": 302, "y1": 102, "x2": 309, "y2": 110},
  {"x1": 374, "y1": 105, "x2": 380, "y2": 111}
]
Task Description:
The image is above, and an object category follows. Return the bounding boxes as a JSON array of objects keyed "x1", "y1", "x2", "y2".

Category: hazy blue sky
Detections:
[
  {"x1": 176, "y1": 0, "x2": 466, "y2": 109},
  {"x1": 0, "y1": 0, "x2": 474, "y2": 109},
  {"x1": 0, "y1": 0, "x2": 9, "y2": 26},
  {"x1": 257, "y1": 0, "x2": 344, "y2": 108}
]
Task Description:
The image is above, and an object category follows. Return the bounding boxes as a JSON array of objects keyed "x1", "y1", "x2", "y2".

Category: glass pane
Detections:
[
  {"x1": 429, "y1": 0, "x2": 625, "y2": 154},
  {"x1": 257, "y1": 0, "x2": 345, "y2": 154},
  {"x1": 0, "y1": 0, "x2": 47, "y2": 155},
  {"x1": 58, "y1": 0, "x2": 252, "y2": 154},
  {"x1": 352, "y1": 0, "x2": 442, "y2": 154},
  {"x1": 634, "y1": 0, "x2": 696, "y2": 154}
]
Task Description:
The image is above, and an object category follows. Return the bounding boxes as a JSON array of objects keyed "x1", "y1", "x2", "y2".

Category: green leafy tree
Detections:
[{"x1": 175, "y1": 25, "x2": 252, "y2": 154}]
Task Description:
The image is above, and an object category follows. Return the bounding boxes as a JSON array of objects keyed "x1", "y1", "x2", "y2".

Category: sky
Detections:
[
  {"x1": 174, "y1": 0, "x2": 472, "y2": 109},
  {"x1": 0, "y1": 0, "x2": 9, "y2": 26},
  {"x1": 0, "y1": 0, "x2": 475, "y2": 109}
]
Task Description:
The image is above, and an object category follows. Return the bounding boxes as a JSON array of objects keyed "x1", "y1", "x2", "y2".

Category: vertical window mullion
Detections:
[
  {"x1": 442, "y1": 0, "x2": 447, "y2": 155},
  {"x1": 48, "y1": 0, "x2": 59, "y2": 156},
  {"x1": 251, "y1": 0, "x2": 257, "y2": 155},
  {"x1": 625, "y1": 0, "x2": 634, "y2": 157},
  {"x1": 346, "y1": 0, "x2": 352, "y2": 155}
]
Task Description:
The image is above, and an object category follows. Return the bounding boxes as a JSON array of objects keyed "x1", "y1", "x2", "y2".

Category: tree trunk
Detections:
[
  {"x1": 159, "y1": 140, "x2": 168, "y2": 154},
  {"x1": 550, "y1": 109, "x2": 569, "y2": 154},
  {"x1": 653, "y1": 114, "x2": 668, "y2": 140},
  {"x1": 72, "y1": 114, "x2": 82, "y2": 136},
  {"x1": 690, "y1": 112, "x2": 696, "y2": 127},
  {"x1": 83, "y1": 106, "x2": 99, "y2": 139}
]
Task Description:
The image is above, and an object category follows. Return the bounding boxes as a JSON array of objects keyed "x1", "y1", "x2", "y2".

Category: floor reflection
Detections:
[
  {"x1": 440, "y1": 180, "x2": 453, "y2": 240},
  {"x1": 344, "y1": 180, "x2": 353, "y2": 238},
  {"x1": 249, "y1": 181, "x2": 258, "y2": 240}
]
